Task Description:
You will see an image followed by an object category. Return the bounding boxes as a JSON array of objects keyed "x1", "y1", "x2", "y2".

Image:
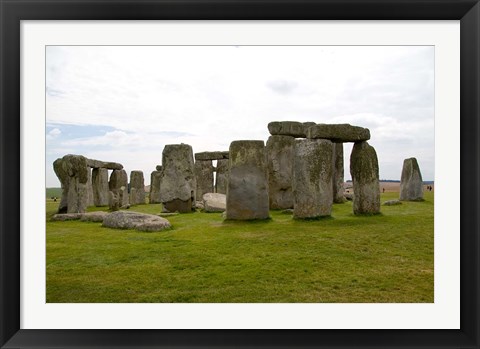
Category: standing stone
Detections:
[
  {"x1": 86, "y1": 167, "x2": 94, "y2": 206},
  {"x1": 150, "y1": 169, "x2": 162, "y2": 204},
  {"x1": 130, "y1": 170, "x2": 145, "y2": 205},
  {"x1": 159, "y1": 144, "x2": 196, "y2": 213},
  {"x1": 194, "y1": 160, "x2": 214, "y2": 199},
  {"x1": 293, "y1": 139, "x2": 333, "y2": 219},
  {"x1": 53, "y1": 158, "x2": 70, "y2": 213},
  {"x1": 215, "y1": 159, "x2": 229, "y2": 194},
  {"x1": 92, "y1": 168, "x2": 109, "y2": 206},
  {"x1": 266, "y1": 135, "x2": 295, "y2": 209},
  {"x1": 109, "y1": 169, "x2": 129, "y2": 206},
  {"x1": 226, "y1": 140, "x2": 269, "y2": 220},
  {"x1": 332, "y1": 143, "x2": 346, "y2": 203},
  {"x1": 65, "y1": 155, "x2": 89, "y2": 213},
  {"x1": 350, "y1": 141, "x2": 380, "y2": 214},
  {"x1": 399, "y1": 157, "x2": 424, "y2": 201}
]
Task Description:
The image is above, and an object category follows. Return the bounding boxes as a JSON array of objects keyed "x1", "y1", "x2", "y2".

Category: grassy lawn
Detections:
[{"x1": 46, "y1": 191, "x2": 434, "y2": 303}]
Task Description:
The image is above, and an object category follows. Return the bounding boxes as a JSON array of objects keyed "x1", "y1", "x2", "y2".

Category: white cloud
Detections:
[{"x1": 46, "y1": 46, "x2": 435, "y2": 186}]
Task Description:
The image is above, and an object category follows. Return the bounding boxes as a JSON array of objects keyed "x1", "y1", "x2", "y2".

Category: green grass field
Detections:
[{"x1": 46, "y1": 191, "x2": 434, "y2": 303}]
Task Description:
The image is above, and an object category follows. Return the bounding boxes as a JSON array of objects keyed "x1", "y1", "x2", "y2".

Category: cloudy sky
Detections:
[{"x1": 46, "y1": 45, "x2": 434, "y2": 187}]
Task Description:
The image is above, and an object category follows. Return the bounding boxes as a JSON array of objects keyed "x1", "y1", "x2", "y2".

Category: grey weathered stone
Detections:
[
  {"x1": 194, "y1": 160, "x2": 214, "y2": 199},
  {"x1": 307, "y1": 123, "x2": 370, "y2": 142},
  {"x1": 159, "y1": 144, "x2": 196, "y2": 213},
  {"x1": 80, "y1": 211, "x2": 109, "y2": 222},
  {"x1": 226, "y1": 140, "x2": 269, "y2": 220},
  {"x1": 332, "y1": 143, "x2": 346, "y2": 203},
  {"x1": 50, "y1": 213, "x2": 83, "y2": 221},
  {"x1": 383, "y1": 199, "x2": 402, "y2": 206},
  {"x1": 267, "y1": 121, "x2": 315, "y2": 138},
  {"x1": 215, "y1": 159, "x2": 229, "y2": 194},
  {"x1": 293, "y1": 139, "x2": 334, "y2": 219},
  {"x1": 53, "y1": 158, "x2": 69, "y2": 213},
  {"x1": 203, "y1": 193, "x2": 226, "y2": 212},
  {"x1": 266, "y1": 135, "x2": 295, "y2": 209},
  {"x1": 86, "y1": 158, "x2": 123, "y2": 170},
  {"x1": 102, "y1": 211, "x2": 171, "y2": 232},
  {"x1": 109, "y1": 187, "x2": 129, "y2": 211},
  {"x1": 92, "y1": 168, "x2": 109, "y2": 206},
  {"x1": 194, "y1": 151, "x2": 229, "y2": 161},
  {"x1": 399, "y1": 158, "x2": 424, "y2": 201},
  {"x1": 149, "y1": 170, "x2": 162, "y2": 204},
  {"x1": 344, "y1": 192, "x2": 354, "y2": 201},
  {"x1": 129, "y1": 170, "x2": 145, "y2": 205},
  {"x1": 109, "y1": 169, "x2": 128, "y2": 191},
  {"x1": 86, "y1": 167, "x2": 94, "y2": 207},
  {"x1": 156, "y1": 165, "x2": 162, "y2": 171},
  {"x1": 350, "y1": 141, "x2": 380, "y2": 214}
]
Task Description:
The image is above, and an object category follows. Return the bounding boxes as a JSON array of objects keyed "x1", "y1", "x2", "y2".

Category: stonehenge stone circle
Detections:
[
  {"x1": 268, "y1": 121, "x2": 316, "y2": 138},
  {"x1": 293, "y1": 139, "x2": 334, "y2": 219},
  {"x1": 92, "y1": 168, "x2": 109, "y2": 206},
  {"x1": 226, "y1": 140, "x2": 269, "y2": 220},
  {"x1": 215, "y1": 159, "x2": 229, "y2": 194},
  {"x1": 194, "y1": 160, "x2": 214, "y2": 199},
  {"x1": 332, "y1": 143, "x2": 346, "y2": 203},
  {"x1": 149, "y1": 170, "x2": 162, "y2": 204},
  {"x1": 350, "y1": 141, "x2": 380, "y2": 214},
  {"x1": 159, "y1": 144, "x2": 196, "y2": 213},
  {"x1": 399, "y1": 157, "x2": 424, "y2": 201},
  {"x1": 307, "y1": 124, "x2": 370, "y2": 143},
  {"x1": 129, "y1": 170, "x2": 145, "y2": 205},
  {"x1": 266, "y1": 135, "x2": 295, "y2": 209}
]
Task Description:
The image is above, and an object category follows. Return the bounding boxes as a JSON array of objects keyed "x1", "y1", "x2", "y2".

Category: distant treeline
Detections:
[{"x1": 46, "y1": 187, "x2": 62, "y2": 198}]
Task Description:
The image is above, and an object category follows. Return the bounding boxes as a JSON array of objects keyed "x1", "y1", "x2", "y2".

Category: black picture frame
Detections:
[{"x1": 1, "y1": 0, "x2": 479, "y2": 348}]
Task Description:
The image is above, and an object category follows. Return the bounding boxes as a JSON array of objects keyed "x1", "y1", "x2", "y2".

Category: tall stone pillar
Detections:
[
  {"x1": 332, "y1": 143, "x2": 346, "y2": 203},
  {"x1": 399, "y1": 157, "x2": 424, "y2": 201},
  {"x1": 159, "y1": 144, "x2": 196, "y2": 213},
  {"x1": 86, "y1": 167, "x2": 94, "y2": 206},
  {"x1": 109, "y1": 169, "x2": 129, "y2": 207},
  {"x1": 266, "y1": 135, "x2": 295, "y2": 209},
  {"x1": 92, "y1": 167, "x2": 109, "y2": 206},
  {"x1": 150, "y1": 166, "x2": 162, "y2": 204},
  {"x1": 350, "y1": 141, "x2": 380, "y2": 214},
  {"x1": 226, "y1": 140, "x2": 269, "y2": 220},
  {"x1": 130, "y1": 170, "x2": 145, "y2": 205},
  {"x1": 215, "y1": 159, "x2": 229, "y2": 194},
  {"x1": 293, "y1": 139, "x2": 333, "y2": 219},
  {"x1": 194, "y1": 160, "x2": 214, "y2": 199}
]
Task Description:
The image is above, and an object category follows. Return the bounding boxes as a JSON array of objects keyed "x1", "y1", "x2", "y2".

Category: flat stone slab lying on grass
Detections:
[
  {"x1": 80, "y1": 211, "x2": 109, "y2": 222},
  {"x1": 202, "y1": 193, "x2": 226, "y2": 212},
  {"x1": 383, "y1": 200, "x2": 402, "y2": 206},
  {"x1": 51, "y1": 213, "x2": 83, "y2": 221},
  {"x1": 51, "y1": 211, "x2": 109, "y2": 222},
  {"x1": 102, "y1": 211, "x2": 171, "y2": 232}
]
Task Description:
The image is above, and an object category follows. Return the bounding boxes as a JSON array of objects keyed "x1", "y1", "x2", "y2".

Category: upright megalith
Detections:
[
  {"x1": 332, "y1": 143, "x2": 346, "y2": 203},
  {"x1": 92, "y1": 168, "x2": 109, "y2": 206},
  {"x1": 150, "y1": 168, "x2": 162, "y2": 204},
  {"x1": 293, "y1": 139, "x2": 334, "y2": 219},
  {"x1": 226, "y1": 140, "x2": 269, "y2": 220},
  {"x1": 109, "y1": 169, "x2": 129, "y2": 207},
  {"x1": 159, "y1": 144, "x2": 196, "y2": 213},
  {"x1": 350, "y1": 141, "x2": 380, "y2": 214},
  {"x1": 266, "y1": 135, "x2": 295, "y2": 209},
  {"x1": 130, "y1": 171, "x2": 145, "y2": 205},
  {"x1": 215, "y1": 159, "x2": 229, "y2": 194},
  {"x1": 52, "y1": 154, "x2": 90, "y2": 213},
  {"x1": 86, "y1": 168, "x2": 94, "y2": 207},
  {"x1": 399, "y1": 157, "x2": 424, "y2": 201},
  {"x1": 194, "y1": 160, "x2": 214, "y2": 199}
]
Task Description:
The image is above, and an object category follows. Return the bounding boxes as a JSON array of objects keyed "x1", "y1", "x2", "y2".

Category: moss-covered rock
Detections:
[
  {"x1": 194, "y1": 160, "x2": 214, "y2": 199},
  {"x1": 267, "y1": 121, "x2": 315, "y2": 138},
  {"x1": 399, "y1": 157, "x2": 424, "y2": 201},
  {"x1": 293, "y1": 139, "x2": 333, "y2": 218},
  {"x1": 307, "y1": 123, "x2": 370, "y2": 142}
]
